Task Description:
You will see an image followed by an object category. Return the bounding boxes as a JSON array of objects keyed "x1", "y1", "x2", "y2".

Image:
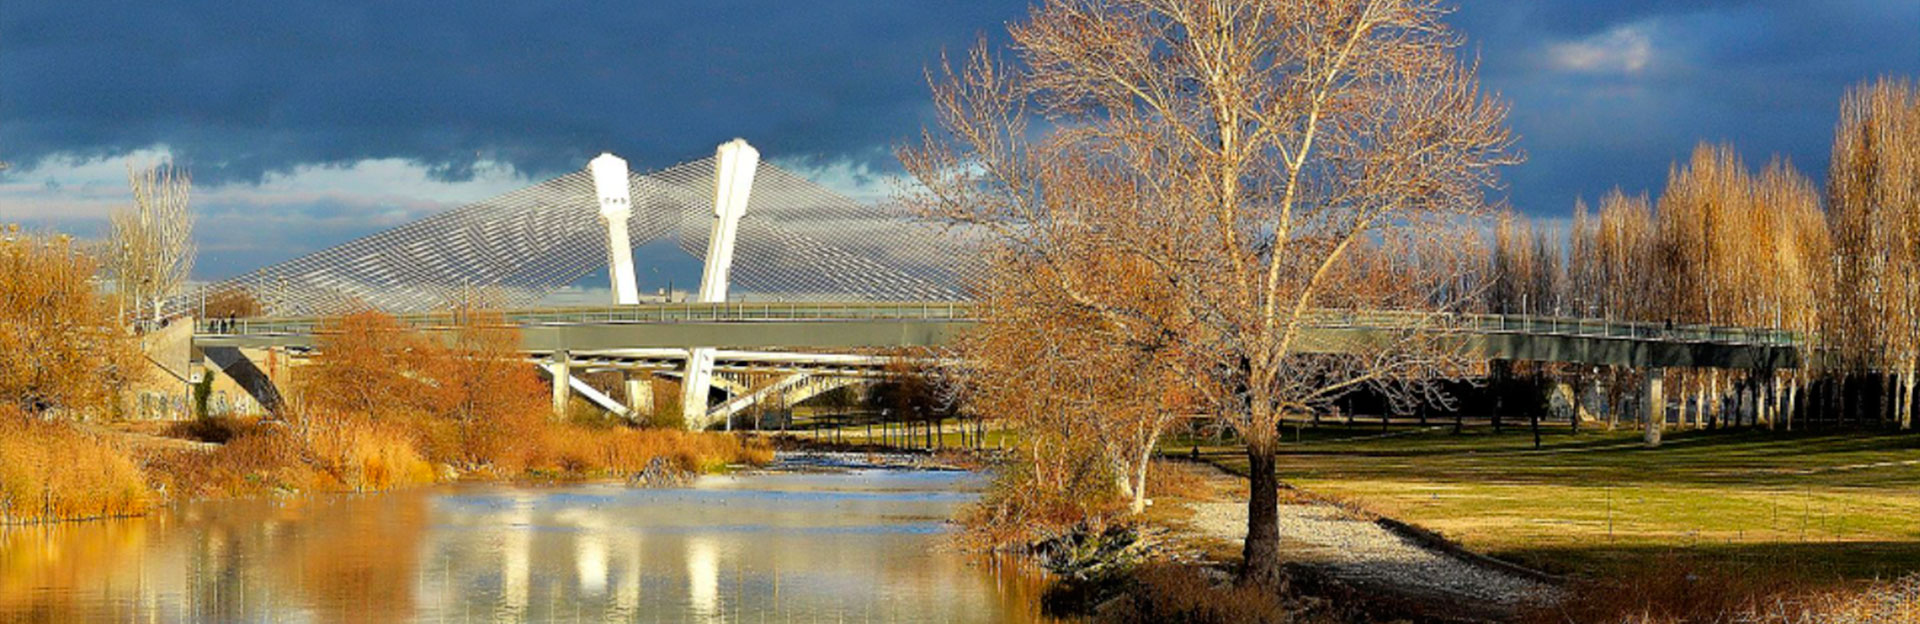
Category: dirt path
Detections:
[
  {"x1": 84, "y1": 422, "x2": 220, "y2": 454},
  {"x1": 1165, "y1": 466, "x2": 1559, "y2": 620}
]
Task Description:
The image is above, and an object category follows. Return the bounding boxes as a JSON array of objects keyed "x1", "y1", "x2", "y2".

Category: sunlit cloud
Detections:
[
  {"x1": 1545, "y1": 23, "x2": 1658, "y2": 76},
  {"x1": 769, "y1": 156, "x2": 915, "y2": 204},
  {"x1": 0, "y1": 147, "x2": 535, "y2": 223}
]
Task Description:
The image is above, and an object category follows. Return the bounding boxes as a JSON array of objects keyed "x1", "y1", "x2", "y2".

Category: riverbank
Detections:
[{"x1": 0, "y1": 414, "x2": 773, "y2": 526}]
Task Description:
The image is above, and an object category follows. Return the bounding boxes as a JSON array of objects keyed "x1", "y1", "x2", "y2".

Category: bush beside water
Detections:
[{"x1": 0, "y1": 410, "x2": 151, "y2": 524}]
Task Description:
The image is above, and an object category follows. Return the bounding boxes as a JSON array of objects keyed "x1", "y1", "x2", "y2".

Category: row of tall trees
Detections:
[
  {"x1": 1487, "y1": 78, "x2": 1919, "y2": 431},
  {"x1": 1490, "y1": 144, "x2": 1828, "y2": 330},
  {"x1": 1828, "y1": 79, "x2": 1920, "y2": 429}
]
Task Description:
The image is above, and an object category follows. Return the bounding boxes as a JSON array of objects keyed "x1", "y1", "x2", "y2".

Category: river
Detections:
[{"x1": 0, "y1": 467, "x2": 1049, "y2": 622}]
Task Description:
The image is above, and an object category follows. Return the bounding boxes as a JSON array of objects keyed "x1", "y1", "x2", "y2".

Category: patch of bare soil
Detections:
[
  {"x1": 1158, "y1": 462, "x2": 1561, "y2": 622},
  {"x1": 86, "y1": 422, "x2": 220, "y2": 454}
]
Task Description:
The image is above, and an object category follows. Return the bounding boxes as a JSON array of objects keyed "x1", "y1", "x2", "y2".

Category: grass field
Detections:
[{"x1": 1183, "y1": 425, "x2": 1920, "y2": 583}]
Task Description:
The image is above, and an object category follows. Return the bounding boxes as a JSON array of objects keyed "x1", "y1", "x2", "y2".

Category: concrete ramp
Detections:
[{"x1": 201, "y1": 346, "x2": 286, "y2": 414}]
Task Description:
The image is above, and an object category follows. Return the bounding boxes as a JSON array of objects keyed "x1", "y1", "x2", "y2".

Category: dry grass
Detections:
[
  {"x1": 140, "y1": 417, "x2": 773, "y2": 504},
  {"x1": 1145, "y1": 459, "x2": 1220, "y2": 502},
  {"x1": 0, "y1": 411, "x2": 150, "y2": 524},
  {"x1": 1097, "y1": 563, "x2": 1298, "y2": 624},
  {"x1": 1524, "y1": 558, "x2": 1920, "y2": 624},
  {"x1": 541, "y1": 425, "x2": 773, "y2": 476},
  {"x1": 299, "y1": 416, "x2": 438, "y2": 492},
  {"x1": 144, "y1": 425, "x2": 321, "y2": 499},
  {"x1": 161, "y1": 414, "x2": 261, "y2": 444}
]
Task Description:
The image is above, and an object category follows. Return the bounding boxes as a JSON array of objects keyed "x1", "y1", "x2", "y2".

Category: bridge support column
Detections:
[
  {"x1": 679, "y1": 139, "x2": 760, "y2": 430},
  {"x1": 1644, "y1": 368, "x2": 1665, "y2": 448},
  {"x1": 550, "y1": 350, "x2": 572, "y2": 419},
  {"x1": 682, "y1": 348, "x2": 716, "y2": 429},
  {"x1": 626, "y1": 372, "x2": 653, "y2": 420}
]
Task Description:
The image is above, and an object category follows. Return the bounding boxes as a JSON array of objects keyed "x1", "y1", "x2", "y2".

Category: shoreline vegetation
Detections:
[{"x1": 0, "y1": 227, "x2": 770, "y2": 525}]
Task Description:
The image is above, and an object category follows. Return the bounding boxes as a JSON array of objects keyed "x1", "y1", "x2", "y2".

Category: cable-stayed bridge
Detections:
[
  {"x1": 195, "y1": 145, "x2": 963, "y2": 317},
  {"x1": 185, "y1": 141, "x2": 982, "y2": 427},
  {"x1": 183, "y1": 141, "x2": 1806, "y2": 430}
]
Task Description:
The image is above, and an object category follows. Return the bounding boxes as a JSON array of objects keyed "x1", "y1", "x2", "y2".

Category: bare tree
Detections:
[
  {"x1": 902, "y1": 0, "x2": 1515, "y2": 586},
  {"x1": 1829, "y1": 78, "x2": 1920, "y2": 429},
  {"x1": 109, "y1": 164, "x2": 194, "y2": 326}
]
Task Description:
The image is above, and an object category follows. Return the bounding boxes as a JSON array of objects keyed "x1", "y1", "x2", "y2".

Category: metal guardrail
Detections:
[
  {"x1": 198, "y1": 301, "x2": 974, "y2": 338},
  {"x1": 196, "y1": 302, "x2": 1804, "y2": 347}
]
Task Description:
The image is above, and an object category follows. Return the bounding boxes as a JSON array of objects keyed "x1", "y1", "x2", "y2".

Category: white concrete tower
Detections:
[
  {"x1": 681, "y1": 139, "x2": 759, "y2": 427},
  {"x1": 591, "y1": 153, "x2": 642, "y2": 305}
]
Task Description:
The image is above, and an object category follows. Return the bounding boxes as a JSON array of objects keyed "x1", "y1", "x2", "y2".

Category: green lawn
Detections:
[{"x1": 1183, "y1": 425, "x2": 1920, "y2": 581}]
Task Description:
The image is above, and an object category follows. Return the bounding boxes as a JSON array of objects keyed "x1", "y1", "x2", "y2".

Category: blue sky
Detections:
[{"x1": 2, "y1": 1, "x2": 1916, "y2": 281}]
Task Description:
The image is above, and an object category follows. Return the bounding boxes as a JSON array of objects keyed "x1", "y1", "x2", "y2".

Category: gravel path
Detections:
[{"x1": 1183, "y1": 499, "x2": 1558, "y2": 611}]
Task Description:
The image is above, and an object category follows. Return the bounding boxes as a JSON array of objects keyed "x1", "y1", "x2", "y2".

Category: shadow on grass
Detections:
[
  {"x1": 1187, "y1": 426, "x2": 1920, "y2": 489},
  {"x1": 1496, "y1": 540, "x2": 1920, "y2": 584}
]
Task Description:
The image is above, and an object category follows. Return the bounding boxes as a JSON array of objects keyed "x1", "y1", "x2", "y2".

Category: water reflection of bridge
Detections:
[{"x1": 0, "y1": 475, "x2": 1049, "y2": 622}]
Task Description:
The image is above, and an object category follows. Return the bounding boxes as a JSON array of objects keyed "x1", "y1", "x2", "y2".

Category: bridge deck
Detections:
[{"x1": 191, "y1": 302, "x2": 1804, "y2": 370}]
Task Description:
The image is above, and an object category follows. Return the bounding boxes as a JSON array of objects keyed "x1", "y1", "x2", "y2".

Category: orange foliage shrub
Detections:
[
  {"x1": 136, "y1": 307, "x2": 774, "y2": 503},
  {"x1": 427, "y1": 307, "x2": 549, "y2": 472},
  {"x1": 0, "y1": 226, "x2": 139, "y2": 418},
  {"x1": 0, "y1": 409, "x2": 150, "y2": 523},
  {"x1": 296, "y1": 416, "x2": 436, "y2": 492},
  {"x1": 960, "y1": 442, "x2": 1127, "y2": 550},
  {"x1": 295, "y1": 310, "x2": 441, "y2": 423}
]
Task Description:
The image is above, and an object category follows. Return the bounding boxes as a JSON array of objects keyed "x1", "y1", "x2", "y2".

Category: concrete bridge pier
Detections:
[
  {"x1": 625, "y1": 372, "x2": 653, "y2": 419},
  {"x1": 549, "y1": 350, "x2": 572, "y2": 418},
  {"x1": 1643, "y1": 368, "x2": 1666, "y2": 448}
]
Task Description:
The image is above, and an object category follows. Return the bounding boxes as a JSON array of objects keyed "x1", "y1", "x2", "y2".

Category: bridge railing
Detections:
[
  {"x1": 197, "y1": 301, "x2": 976, "y2": 337},
  {"x1": 197, "y1": 302, "x2": 1802, "y2": 347}
]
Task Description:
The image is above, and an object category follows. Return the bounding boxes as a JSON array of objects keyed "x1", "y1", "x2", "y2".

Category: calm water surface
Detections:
[{"x1": 0, "y1": 469, "x2": 1049, "y2": 623}]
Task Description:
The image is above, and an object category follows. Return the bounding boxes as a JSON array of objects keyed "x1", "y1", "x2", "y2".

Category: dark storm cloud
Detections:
[
  {"x1": 1, "y1": 1, "x2": 1029, "y2": 183},
  {"x1": 3, "y1": 0, "x2": 1916, "y2": 249},
  {"x1": 1452, "y1": 0, "x2": 1920, "y2": 214}
]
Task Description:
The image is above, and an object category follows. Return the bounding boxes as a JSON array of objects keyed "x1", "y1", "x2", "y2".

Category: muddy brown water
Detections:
[{"x1": 0, "y1": 469, "x2": 1050, "y2": 622}]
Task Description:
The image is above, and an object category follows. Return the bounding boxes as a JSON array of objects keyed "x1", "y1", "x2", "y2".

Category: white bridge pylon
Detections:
[
  {"x1": 584, "y1": 140, "x2": 761, "y2": 428},
  {"x1": 684, "y1": 139, "x2": 759, "y2": 428},
  {"x1": 591, "y1": 153, "x2": 642, "y2": 306}
]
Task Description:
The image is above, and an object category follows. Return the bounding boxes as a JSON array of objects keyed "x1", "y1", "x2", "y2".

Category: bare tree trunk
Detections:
[
  {"x1": 1130, "y1": 439, "x2": 1156, "y2": 515},
  {"x1": 1708, "y1": 373, "x2": 1721, "y2": 430},
  {"x1": 1774, "y1": 372, "x2": 1789, "y2": 430},
  {"x1": 1241, "y1": 438, "x2": 1283, "y2": 587},
  {"x1": 1903, "y1": 365, "x2": 1916, "y2": 430}
]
